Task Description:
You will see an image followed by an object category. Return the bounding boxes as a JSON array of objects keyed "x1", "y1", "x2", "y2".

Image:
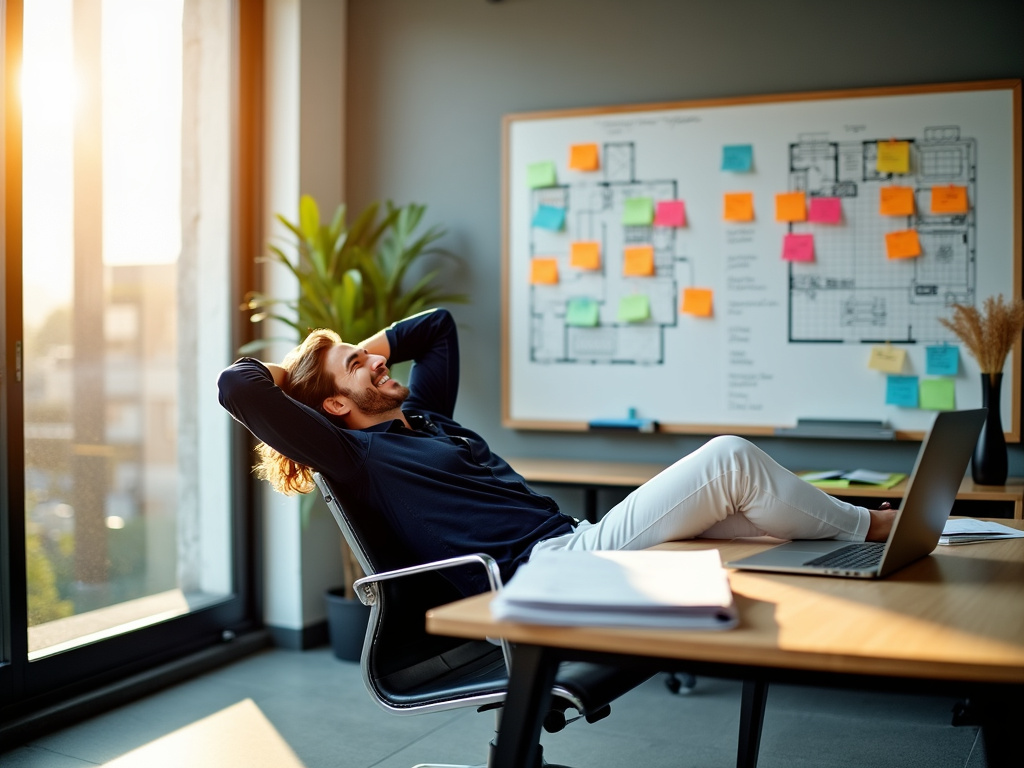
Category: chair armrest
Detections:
[
  {"x1": 353, "y1": 553, "x2": 511, "y2": 672},
  {"x1": 352, "y1": 553, "x2": 504, "y2": 607}
]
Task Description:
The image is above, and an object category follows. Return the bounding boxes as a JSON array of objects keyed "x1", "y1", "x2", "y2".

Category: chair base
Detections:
[{"x1": 410, "y1": 741, "x2": 572, "y2": 768}]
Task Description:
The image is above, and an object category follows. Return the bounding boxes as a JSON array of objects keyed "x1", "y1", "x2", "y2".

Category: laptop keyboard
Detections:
[{"x1": 804, "y1": 542, "x2": 886, "y2": 570}]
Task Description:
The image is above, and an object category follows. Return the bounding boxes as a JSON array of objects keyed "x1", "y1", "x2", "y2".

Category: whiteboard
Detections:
[{"x1": 501, "y1": 81, "x2": 1021, "y2": 440}]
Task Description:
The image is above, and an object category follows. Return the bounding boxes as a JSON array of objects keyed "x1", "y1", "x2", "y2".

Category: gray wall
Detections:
[{"x1": 344, "y1": 0, "x2": 1024, "y2": 517}]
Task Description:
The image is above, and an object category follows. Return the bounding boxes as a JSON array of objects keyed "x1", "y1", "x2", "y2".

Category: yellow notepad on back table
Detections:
[{"x1": 799, "y1": 469, "x2": 907, "y2": 490}]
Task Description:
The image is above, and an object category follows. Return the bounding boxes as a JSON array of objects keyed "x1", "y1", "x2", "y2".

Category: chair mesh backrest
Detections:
[{"x1": 313, "y1": 474, "x2": 493, "y2": 694}]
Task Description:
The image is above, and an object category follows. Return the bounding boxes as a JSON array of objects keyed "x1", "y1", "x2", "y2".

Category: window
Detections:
[{"x1": 2, "y1": 0, "x2": 261, "y2": 721}]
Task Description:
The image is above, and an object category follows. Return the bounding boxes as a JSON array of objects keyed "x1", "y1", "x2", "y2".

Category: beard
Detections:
[{"x1": 347, "y1": 381, "x2": 410, "y2": 416}]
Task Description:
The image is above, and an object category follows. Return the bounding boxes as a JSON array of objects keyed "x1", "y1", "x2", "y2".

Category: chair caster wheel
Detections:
[{"x1": 665, "y1": 672, "x2": 696, "y2": 694}]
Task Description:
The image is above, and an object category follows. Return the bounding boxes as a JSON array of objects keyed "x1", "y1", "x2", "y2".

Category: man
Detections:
[{"x1": 218, "y1": 308, "x2": 894, "y2": 595}]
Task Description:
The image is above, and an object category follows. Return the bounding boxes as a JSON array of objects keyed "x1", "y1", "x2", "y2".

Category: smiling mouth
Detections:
[{"x1": 376, "y1": 374, "x2": 391, "y2": 388}]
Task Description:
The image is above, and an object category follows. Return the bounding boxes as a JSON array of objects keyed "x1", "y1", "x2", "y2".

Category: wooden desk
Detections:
[
  {"x1": 427, "y1": 524, "x2": 1024, "y2": 768},
  {"x1": 508, "y1": 456, "x2": 1024, "y2": 520}
]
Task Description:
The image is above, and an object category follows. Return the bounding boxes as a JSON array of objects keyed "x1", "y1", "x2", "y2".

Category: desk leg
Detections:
[
  {"x1": 583, "y1": 487, "x2": 598, "y2": 523},
  {"x1": 493, "y1": 644, "x2": 558, "y2": 768},
  {"x1": 737, "y1": 679, "x2": 767, "y2": 768},
  {"x1": 977, "y1": 688, "x2": 1024, "y2": 768}
]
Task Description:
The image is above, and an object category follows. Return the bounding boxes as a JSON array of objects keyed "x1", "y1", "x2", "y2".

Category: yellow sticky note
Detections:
[
  {"x1": 530, "y1": 258, "x2": 559, "y2": 285},
  {"x1": 775, "y1": 191, "x2": 807, "y2": 222},
  {"x1": 879, "y1": 186, "x2": 915, "y2": 216},
  {"x1": 568, "y1": 143, "x2": 600, "y2": 171},
  {"x1": 681, "y1": 287, "x2": 713, "y2": 317},
  {"x1": 723, "y1": 192, "x2": 754, "y2": 222},
  {"x1": 868, "y1": 345, "x2": 907, "y2": 374},
  {"x1": 930, "y1": 185, "x2": 969, "y2": 214},
  {"x1": 623, "y1": 245, "x2": 655, "y2": 276},
  {"x1": 885, "y1": 229, "x2": 921, "y2": 260},
  {"x1": 570, "y1": 241, "x2": 601, "y2": 270},
  {"x1": 876, "y1": 140, "x2": 910, "y2": 174}
]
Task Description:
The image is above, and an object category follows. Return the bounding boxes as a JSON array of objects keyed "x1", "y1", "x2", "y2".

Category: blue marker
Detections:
[{"x1": 589, "y1": 408, "x2": 659, "y2": 433}]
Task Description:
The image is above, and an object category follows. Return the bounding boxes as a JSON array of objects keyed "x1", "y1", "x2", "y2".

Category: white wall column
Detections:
[{"x1": 261, "y1": 0, "x2": 347, "y2": 644}]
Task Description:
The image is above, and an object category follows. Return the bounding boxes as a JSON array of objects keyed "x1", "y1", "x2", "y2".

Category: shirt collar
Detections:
[{"x1": 360, "y1": 410, "x2": 438, "y2": 435}]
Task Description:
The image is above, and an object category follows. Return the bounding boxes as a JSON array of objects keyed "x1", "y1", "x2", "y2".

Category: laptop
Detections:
[{"x1": 725, "y1": 408, "x2": 987, "y2": 579}]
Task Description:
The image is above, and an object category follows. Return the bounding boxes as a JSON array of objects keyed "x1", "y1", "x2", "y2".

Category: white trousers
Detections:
[{"x1": 531, "y1": 435, "x2": 870, "y2": 557}]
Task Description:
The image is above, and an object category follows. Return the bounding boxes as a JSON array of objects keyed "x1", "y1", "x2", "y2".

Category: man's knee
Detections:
[{"x1": 703, "y1": 434, "x2": 755, "y2": 458}]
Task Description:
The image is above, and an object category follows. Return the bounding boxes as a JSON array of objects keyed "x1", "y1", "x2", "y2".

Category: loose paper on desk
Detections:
[
  {"x1": 490, "y1": 549, "x2": 737, "y2": 630},
  {"x1": 939, "y1": 518, "x2": 1024, "y2": 546}
]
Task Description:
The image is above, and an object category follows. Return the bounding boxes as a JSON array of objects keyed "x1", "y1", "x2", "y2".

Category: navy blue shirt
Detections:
[{"x1": 217, "y1": 308, "x2": 575, "y2": 595}]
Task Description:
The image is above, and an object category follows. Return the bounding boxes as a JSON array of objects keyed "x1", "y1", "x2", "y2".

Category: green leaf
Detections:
[{"x1": 299, "y1": 195, "x2": 320, "y2": 242}]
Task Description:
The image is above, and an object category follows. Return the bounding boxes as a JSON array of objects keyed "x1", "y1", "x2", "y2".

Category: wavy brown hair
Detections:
[{"x1": 255, "y1": 329, "x2": 344, "y2": 495}]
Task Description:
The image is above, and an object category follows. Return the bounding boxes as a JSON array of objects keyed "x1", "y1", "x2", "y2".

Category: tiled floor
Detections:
[{"x1": 2, "y1": 646, "x2": 988, "y2": 767}]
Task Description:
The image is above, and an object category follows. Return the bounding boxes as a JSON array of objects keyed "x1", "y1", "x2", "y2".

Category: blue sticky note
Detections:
[
  {"x1": 926, "y1": 345, "x2": 959, "y2": 376},
  {"x1": 886, "y1": 375, "x2": 919, "y2": 408},
  {"x1": 532, "y1": 204, "x2": 566, "y2": 231},
  {"x1": 722, "y1": 144, "x2": 753, "y2": 172}
]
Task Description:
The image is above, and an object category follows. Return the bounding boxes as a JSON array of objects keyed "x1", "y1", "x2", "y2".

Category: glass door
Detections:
[{"x1": 3, "y1": 0, "x2": 260, "y2": 715}]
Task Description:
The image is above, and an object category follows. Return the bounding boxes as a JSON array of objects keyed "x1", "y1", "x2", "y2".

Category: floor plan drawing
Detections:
[
  {"x1": 528, "y1": 142, "x2": 690, "y2": 365},
  {"x1": 787, "y1": 126, "x2": 976, "y2": 344}
]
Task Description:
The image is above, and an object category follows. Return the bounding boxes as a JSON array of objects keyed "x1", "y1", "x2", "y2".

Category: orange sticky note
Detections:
[
  {"x1": 879, "y1": 186, "x2": 915, "y2": 216},
  {"x1": 723, "y1": 192, "x2": 754, "y2": 222},
  {"x1": 568, "y1": 143, "x2": 600, "y2": 171},
  {"x1": 885, "y1": 229, "x2": 921, "y2": 260},
  {"x1": 876, "y1": 140, "x2": 910, "y2": 174},
  {"x1": 931, "y1": 185, "x2": 968, "y2": 214},
  {"x1": 775, "y1": 191, "x2": 807, "y2": 222},
  {"x1": 530, "y1": 258, "x2": 559, "y2": 284},
  {"x1": 570, "y1": 241, "x2": 601, "y2": 270},
  {"x1": 623, "y1": 245, "x2": 655, "y2": 276},
  {"x1": 681, "y1": 287, "x2": 713, "y2": 317}
]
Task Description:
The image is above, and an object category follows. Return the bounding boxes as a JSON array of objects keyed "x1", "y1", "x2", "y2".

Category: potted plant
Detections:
[{"x1": 243, "y1": 194, "x2": 467, "y2": 658}]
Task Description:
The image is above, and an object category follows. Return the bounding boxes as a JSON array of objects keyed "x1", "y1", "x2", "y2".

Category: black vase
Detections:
[{"x1": 972, "y1": 372, "x2": 1007, "y2": 485}]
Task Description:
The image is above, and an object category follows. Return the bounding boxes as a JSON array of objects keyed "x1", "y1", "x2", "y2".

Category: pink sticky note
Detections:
[
  {"x1": 782, "y1": 233, "x2": 814, "y2": 262},
  {"x1": 808, "y1": 197, "x2": 842, "y2": 224},
  {"x1": 654, "y1": 200, "x2": 686, "y2": 227}
]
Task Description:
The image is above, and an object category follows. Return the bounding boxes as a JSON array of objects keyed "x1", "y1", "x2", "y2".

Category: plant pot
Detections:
[
  {"x1": 972, "y1": 372, "x2": 1008, "y2": 486},
  {"x1": 325, "y1": 587, "x2": 371, "y2": 662}
]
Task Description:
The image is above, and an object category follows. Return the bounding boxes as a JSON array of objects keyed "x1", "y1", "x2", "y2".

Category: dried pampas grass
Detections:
[{"x1": 938, "y1": 294, "x2": 1024, "y2": 375}]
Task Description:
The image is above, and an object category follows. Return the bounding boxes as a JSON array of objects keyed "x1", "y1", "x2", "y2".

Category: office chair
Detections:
[{"x1": 313, "y1": 473, "x2": 656, "y2": 768}]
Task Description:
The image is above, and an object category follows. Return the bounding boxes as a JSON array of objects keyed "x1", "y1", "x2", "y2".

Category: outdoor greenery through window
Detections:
[{"x1": 22, "y1": 0, "x2": 234, "y2": 658}]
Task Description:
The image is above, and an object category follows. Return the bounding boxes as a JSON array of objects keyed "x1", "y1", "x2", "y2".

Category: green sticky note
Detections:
[
  {"x1": 566, "y1": 298, "x2": 600, "y2": 327},
  {"x1": 622, "y1": 197, "x2": 654, "y2": 226},
  {"x1": 919, "y1": 378, "x2": 956, "y2": 411},
  {"x1": 617, "y1": 294, "x2": 650, "y2": 322},
  {"x1": 527, "y1": 161, "x2": 557, "y2": 188}
]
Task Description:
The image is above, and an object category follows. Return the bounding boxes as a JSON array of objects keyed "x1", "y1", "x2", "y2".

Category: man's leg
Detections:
[{"x1": 543, "y1": 435, "x2": 871, "y2": 553}]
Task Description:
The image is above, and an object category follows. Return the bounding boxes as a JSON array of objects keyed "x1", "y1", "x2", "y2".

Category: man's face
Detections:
[{"x1": 323, "y1": 343, "x2": 409, "y2": 418}]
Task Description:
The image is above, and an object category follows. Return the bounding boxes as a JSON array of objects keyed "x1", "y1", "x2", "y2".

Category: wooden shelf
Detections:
[{"x1": 508, "y1": 457, "x2": 1024, "y2": 520}]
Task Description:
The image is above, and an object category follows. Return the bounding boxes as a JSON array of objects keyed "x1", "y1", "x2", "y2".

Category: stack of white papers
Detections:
[
  {"x1": 939, "y1": 518, "x2": 1024, "y2": 546},
  {"x1": 491, "y1": 549, "x2": 737, "y2": 630}
]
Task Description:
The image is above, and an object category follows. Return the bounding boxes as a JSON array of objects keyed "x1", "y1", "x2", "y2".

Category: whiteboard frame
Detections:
[{"x1": 501, "y1": 80, "x2": 1022, "y2": 441}]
